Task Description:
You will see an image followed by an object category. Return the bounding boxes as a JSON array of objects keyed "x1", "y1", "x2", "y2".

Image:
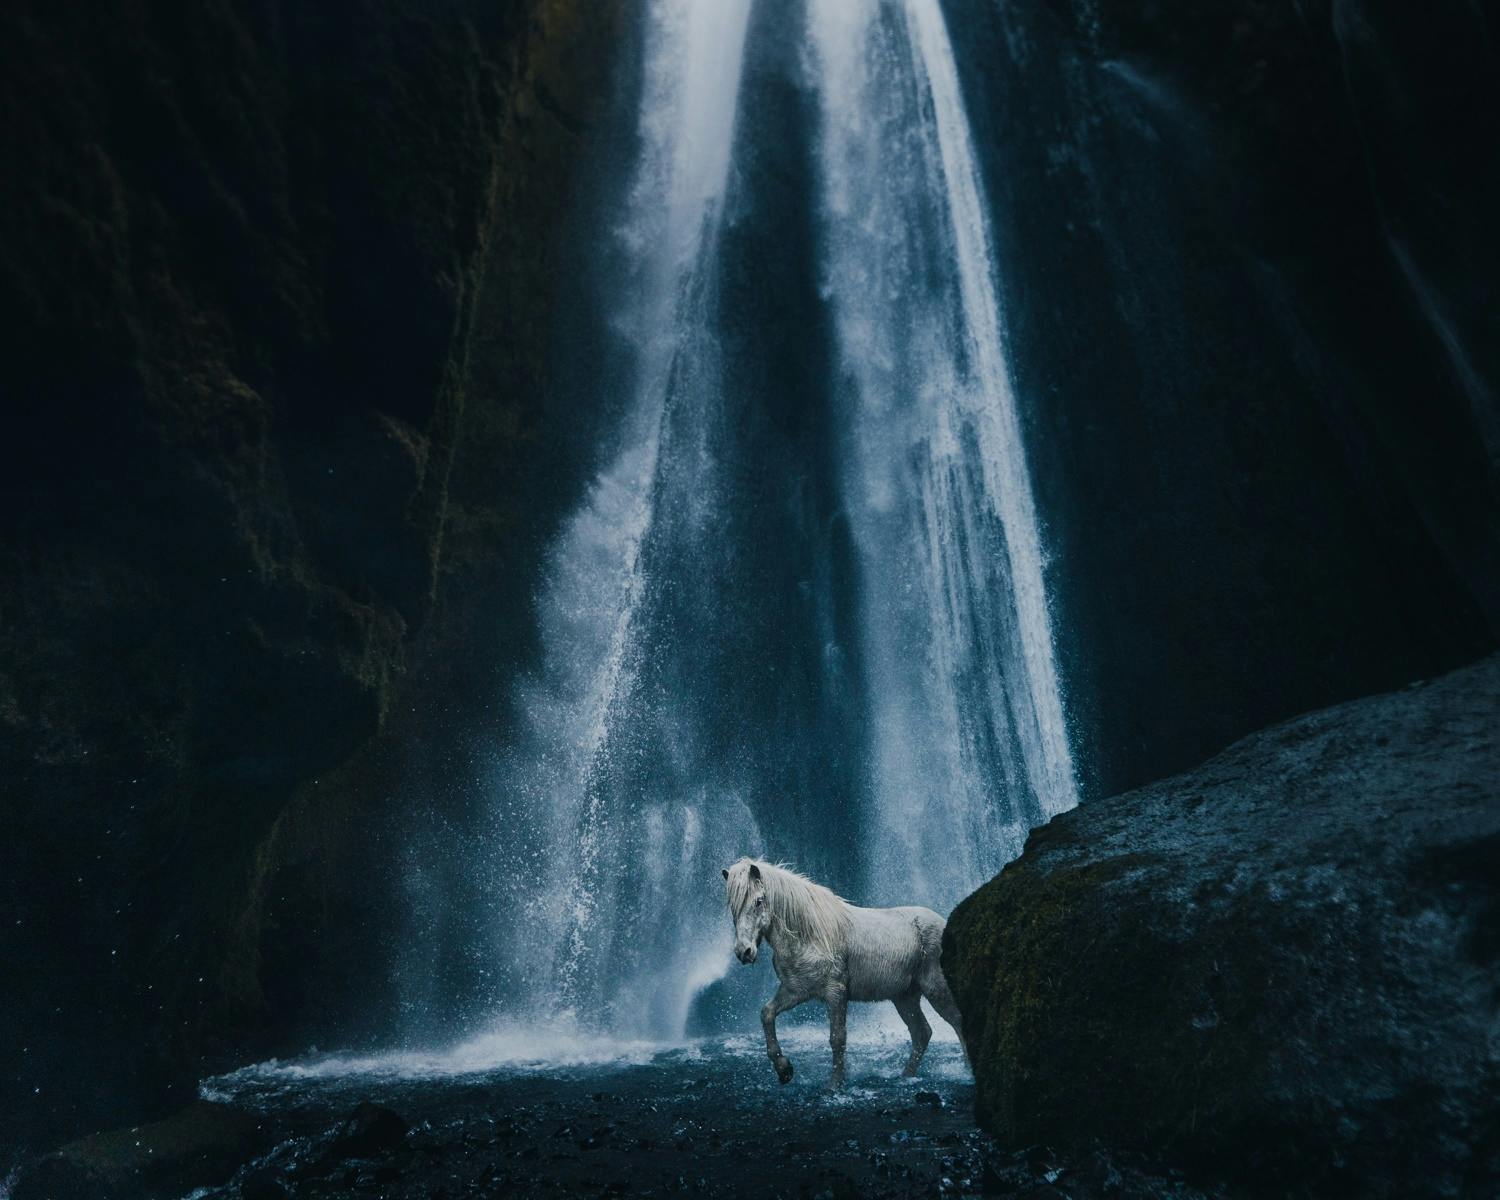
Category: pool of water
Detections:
[
  {"x1": 188, "y1": 1026, "x2": 991, "y2": 1197},
  {"x1": 163, "y1": 1018, "x2": 1213, "y2": 1199}
]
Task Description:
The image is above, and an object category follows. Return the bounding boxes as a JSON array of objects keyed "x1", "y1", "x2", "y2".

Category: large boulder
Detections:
[
  {"x1": 945, "y1": 655, "x2": 1500, "y2": 1197},
  {"x1": 12, "y1": 1101, "x2": 271, "y2": 1200}
]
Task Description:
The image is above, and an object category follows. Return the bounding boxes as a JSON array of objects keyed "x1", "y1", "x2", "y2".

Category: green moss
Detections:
[{"x1": 946, "y1": 852, "x2": 1296, "y2": 1157}]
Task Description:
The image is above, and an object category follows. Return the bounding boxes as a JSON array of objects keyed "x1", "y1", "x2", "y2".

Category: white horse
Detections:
[{"x1": 721, "y1": 858, "x2": 964, "y2": 1088}]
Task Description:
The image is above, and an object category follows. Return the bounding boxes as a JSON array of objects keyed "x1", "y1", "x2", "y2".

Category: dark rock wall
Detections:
[
  {"x1": 0, "y1": 0, "x2": 621, "y2": 1152},
  {"x1": 943, "y1": 654, "x2": 1500, "y2": 1196},
  {"x1": 948, "y1": 0, "x2": 1500, "y2": 798}
]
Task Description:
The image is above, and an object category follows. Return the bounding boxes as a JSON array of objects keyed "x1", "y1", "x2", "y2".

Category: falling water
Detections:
[
  {"x1": 455, "y1": 0, "x2": 1076, "y2": 1045},
  {"x1": 480, "y1": 0, "x2": 760, "y2": 1041},
  {"x1": 809, "y1": 0, "x2": 1078, "y2": 905}
]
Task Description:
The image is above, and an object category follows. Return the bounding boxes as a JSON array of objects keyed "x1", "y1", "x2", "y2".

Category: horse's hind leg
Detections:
[
  {"x1": 891, "y1": 989, "x2": 931, "y2": 1077},
  {"x1": 827, "y1": 983, "x2": 848, "y2": 1090},
  {"x1": 919, "y1": 959, "x2": 968, "y2": 1064}
]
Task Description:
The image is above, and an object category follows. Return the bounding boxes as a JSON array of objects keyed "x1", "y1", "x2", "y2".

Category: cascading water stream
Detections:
[
  {"x1": 478, "y1": 0, "x2": 760, "y2": 1041},
  {"x1": 808, "y1": 0, "x2": 1078, "y2": 907},
  {"x1": 442, "y1": 0, "x2": 1077, "y2": 1048}
]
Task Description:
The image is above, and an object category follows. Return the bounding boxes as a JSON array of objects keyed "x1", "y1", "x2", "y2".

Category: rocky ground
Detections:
[{"x1": 10, "y1": 1033, "x2": 1219, "y2": 1200}]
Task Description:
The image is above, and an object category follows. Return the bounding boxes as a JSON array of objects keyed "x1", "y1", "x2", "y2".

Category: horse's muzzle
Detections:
[{"x1": 737, "y1": 946, "x2": 757, "y2": 964}]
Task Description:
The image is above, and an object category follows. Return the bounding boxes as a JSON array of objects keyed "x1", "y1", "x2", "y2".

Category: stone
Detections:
[
  {"x1": 323, "y1": 1103, "x2": 410, "y2": 1161},
  {"x1": 11, "y1": 1101, "x2": 269, "y2": 1200},
  {"x1": 946, "y1": 655, "x2": 1500, "y2": 1197},
  {"x1": 240, "y1": 1167, "x2": 291, "y2": 1200}
]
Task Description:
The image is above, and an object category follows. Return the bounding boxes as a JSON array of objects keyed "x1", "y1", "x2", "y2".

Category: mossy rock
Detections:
[
  {"x1": 13, "y1": 1101, "x2": 271, "y2": 1200},
  {"x1": 945, "y1": 655, "x2": 1500, "y2": 1197}
]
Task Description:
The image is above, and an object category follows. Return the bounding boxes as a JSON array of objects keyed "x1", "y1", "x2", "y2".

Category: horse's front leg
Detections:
[
  {"x1": 762, "y1": 983, "x2": 803, "y2": 1085},
  {"x1": 826, "y1": 983, "x2": 848, "y2": 1090}
]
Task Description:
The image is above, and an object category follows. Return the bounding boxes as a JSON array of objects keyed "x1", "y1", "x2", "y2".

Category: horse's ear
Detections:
[
  {"x1": 748, "y1": 863, "x2": 761, "y2": 881},
  {"x1": 721, "y1": 868, "x2": 729, "y2": 880}
]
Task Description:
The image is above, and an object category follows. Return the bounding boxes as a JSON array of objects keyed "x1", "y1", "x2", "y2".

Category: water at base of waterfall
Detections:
[{"x1": 179, "y1": 1033, "x2": 1214, "y2": 1200}]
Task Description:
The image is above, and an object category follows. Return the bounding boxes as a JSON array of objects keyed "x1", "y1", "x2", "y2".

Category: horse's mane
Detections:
[{"x1": 724, "y1": 858, "x2": 851, "y2": 960}]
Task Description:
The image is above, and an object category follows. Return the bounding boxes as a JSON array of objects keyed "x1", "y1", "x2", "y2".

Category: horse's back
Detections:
[{"x1": 844, "y1": 904, "x2": 945, "y2": 1001}]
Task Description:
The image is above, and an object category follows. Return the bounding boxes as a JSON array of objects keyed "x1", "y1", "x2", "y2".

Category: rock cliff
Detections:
[
  {"x1": 0, "y1": 0, "x2": 621, "y2": 1151},
  {"x1": 951, "y1": 0, "x2": 1500, "y2": 796}
]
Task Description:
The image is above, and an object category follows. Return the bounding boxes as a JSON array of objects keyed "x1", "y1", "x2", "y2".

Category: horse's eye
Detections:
[{"x1": 754, "y1": 897, "x2": 763, "y2": 908}]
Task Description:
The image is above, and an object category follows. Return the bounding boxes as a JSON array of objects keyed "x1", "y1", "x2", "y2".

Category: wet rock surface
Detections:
[
  {"x1": 10, "y1": 1101, "x2": 274, "y2": 1200},
  {"x1": 945, "y1": 655, "x2": 1500, "y2": 1197},
  {"x1": 27, "y1": 1038, "x2": 1216, "y2": 1199}
]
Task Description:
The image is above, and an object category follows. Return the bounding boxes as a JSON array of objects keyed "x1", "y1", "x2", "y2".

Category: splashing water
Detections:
[{"x1": 478, "y1": 0, "x2": 761, "y2": 1043}]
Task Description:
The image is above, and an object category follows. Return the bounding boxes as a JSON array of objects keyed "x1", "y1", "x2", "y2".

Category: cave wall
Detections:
[
  {"x1": 0, "y1": 0, "x2": 621, "y2": 1152},
  {"x1": 949, "y1": 0, "x2": 1500, "y2": 799}
]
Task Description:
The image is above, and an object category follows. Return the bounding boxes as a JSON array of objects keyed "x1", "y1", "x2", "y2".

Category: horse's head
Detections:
[{"x1": 722, "y1": 860, "x2": 771, "y2": 965}]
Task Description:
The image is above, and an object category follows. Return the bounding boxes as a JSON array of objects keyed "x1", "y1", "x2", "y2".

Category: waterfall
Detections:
[
  {"x1": 450, "y1": 0, "x2": 1076, "y2": 1045},
  {"x1": 809, "y1": 0, "x2": 1078, "y2": 905},
  {"x1": 479, "y1": 0, "x2": 760, "y2": 1041}
]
